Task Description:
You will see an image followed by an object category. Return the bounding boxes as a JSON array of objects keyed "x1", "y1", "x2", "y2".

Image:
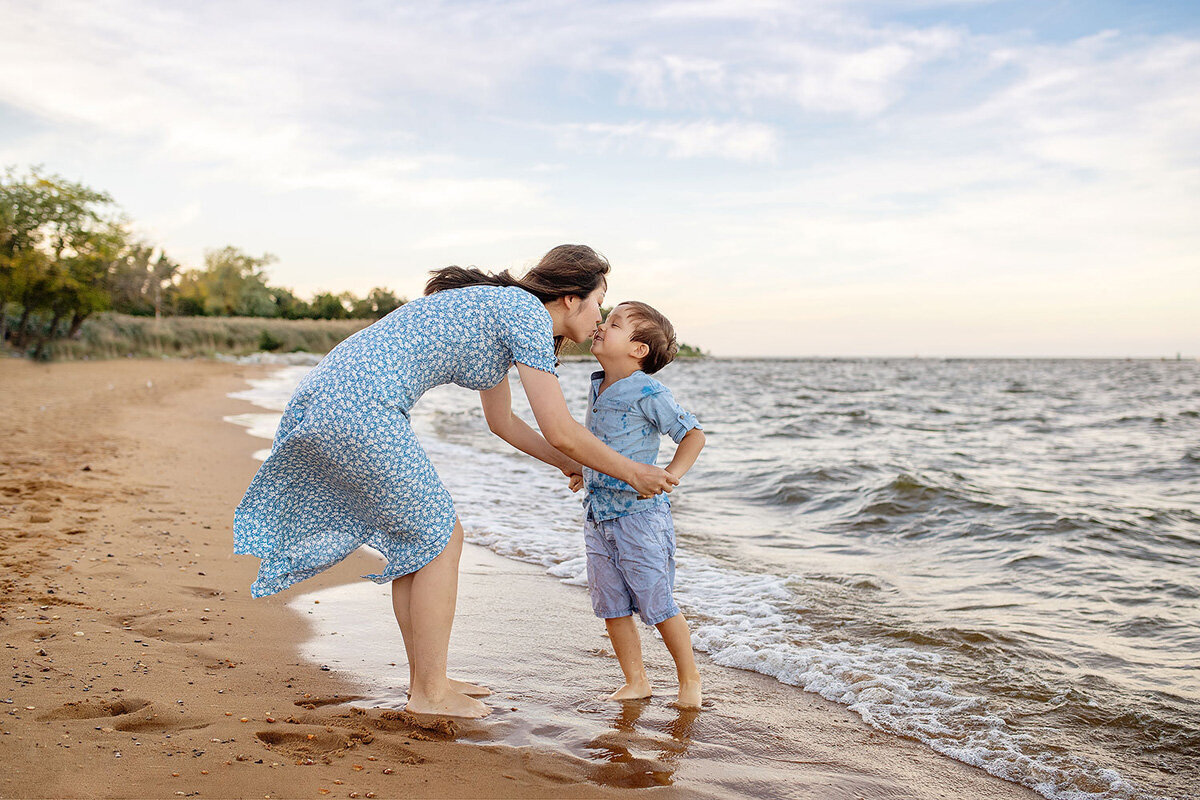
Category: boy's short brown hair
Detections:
[{"x1": 617, "y1": 301, "x2": 679, "y2": 375}]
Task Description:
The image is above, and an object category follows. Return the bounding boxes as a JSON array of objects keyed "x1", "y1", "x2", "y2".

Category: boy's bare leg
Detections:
[
  {"x1": 403, "y1": 520, "x2": 490, "y2": 718},
  {"x1": 605, "y1": 616, "x2": 652, "y2": 700},
  {"x1": 655, "y1": 613, "x2": 702, "y2": 709},
  {"x1": 391, "y1": 572, "x2": 490, "y2": 698}
]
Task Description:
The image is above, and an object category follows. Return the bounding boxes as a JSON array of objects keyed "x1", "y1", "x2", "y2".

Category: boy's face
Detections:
[{"x1": 590, "y1": 304, "x2": 648, "y2": 366}]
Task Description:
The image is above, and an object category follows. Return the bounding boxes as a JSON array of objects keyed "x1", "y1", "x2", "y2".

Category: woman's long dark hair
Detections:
[{"x1": 425, "y1": 244, "x2": 610, "y2": 354}]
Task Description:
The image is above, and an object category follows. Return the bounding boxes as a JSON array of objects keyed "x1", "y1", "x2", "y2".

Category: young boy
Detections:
[{"x1": 577, "y1": 301, "x2": 706, "y2": 708}]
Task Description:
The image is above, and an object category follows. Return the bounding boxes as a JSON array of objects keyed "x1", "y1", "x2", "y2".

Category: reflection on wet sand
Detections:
[
  {"x1": 292, "y1": 548, "x2": 1040, "y2": 799},
  {"x1": 585, "y1": 700, "x2": 701, "y2": 788}
]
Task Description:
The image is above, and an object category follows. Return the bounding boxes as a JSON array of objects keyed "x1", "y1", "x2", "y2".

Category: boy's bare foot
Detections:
[
  {"x1": 674, "y1": 678, "x2": 702, "y2": 710},
  {"x1": 406, "y1": 688, "x2": 491, "y2": 719},
  {"x1": 608, "y1": 679, "x2": 652, "y2": 701}
]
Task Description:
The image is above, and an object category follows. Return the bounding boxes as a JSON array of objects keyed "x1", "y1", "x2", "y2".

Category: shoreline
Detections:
[
  {"x1": 0, "y1": 359, "x2": 621, "y2": 798},
  {"x1": 1, "y1": 358, "x2": 1038, "y2": 799}
]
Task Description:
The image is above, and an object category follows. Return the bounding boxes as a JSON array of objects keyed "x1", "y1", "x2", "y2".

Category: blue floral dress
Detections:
[{"x1": 233, "y1": 285, "x2": 558, "y2": 597}]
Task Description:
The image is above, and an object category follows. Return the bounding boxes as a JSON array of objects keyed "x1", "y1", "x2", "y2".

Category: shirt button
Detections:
[{"x1": 593, "y1": 407, "x2": 598, "y2": 412}]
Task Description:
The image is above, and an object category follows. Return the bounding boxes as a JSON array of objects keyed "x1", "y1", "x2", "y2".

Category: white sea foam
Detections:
[
  {"x1": 219, "y1": 351, "x2": 324, "y2": 367},
  {"x1": 229, "y1": 367, "x2": 1158, "y2": 800}
]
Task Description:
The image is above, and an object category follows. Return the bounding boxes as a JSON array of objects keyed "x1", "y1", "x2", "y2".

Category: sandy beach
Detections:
[{"x1": 0, "y1": 358, "x2": 1041, "y2": 799}]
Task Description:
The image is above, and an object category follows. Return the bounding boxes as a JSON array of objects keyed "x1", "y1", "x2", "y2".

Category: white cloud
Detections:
[
  {"x1": 1, "y1": 1, "x2": 1197, "y2": 355},
  {"x1": 557, "y1": 120, "x2": 780, "y2": 161},
  {"x1": 0, "y1": 0, "x2": 545, "y2": 209}
]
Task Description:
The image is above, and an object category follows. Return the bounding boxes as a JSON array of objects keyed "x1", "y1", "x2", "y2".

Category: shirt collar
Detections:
[{"x1": 590, "y1": 369, "x2": 653, "y2": 401}]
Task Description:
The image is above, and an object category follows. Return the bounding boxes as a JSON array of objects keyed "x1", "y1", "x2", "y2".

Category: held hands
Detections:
[
  {"x1": 561, "y1": 462, "x2": 585, "y2": 493},
  {"x1": 630, "y1": 463, "x2": 679, "y2": 500},
  {"x1": 564, "y1": 464, "x2": 680, "y2": 498}
]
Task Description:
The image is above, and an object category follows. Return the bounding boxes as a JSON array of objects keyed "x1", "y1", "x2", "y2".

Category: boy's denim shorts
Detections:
[{"x1": 584, "y1": 504, "x2": 681, "y2": 626}]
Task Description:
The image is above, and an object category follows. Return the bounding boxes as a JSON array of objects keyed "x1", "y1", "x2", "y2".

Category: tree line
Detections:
[{"x1": 1, "y1": 167, "x2": 404, "y2": 358}]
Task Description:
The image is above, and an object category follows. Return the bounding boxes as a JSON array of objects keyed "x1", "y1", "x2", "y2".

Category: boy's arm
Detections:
[
  {"x1": 666, "y1": 428, "x2": 705, "y2": 479},
  {"x1": 637, "y1": 385, "x2": 704, "y2": 480}
]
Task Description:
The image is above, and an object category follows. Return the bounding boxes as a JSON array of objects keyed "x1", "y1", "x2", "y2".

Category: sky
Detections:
[{"x1": 2, "y1": 0, "x2": 1197, "y2": 357}]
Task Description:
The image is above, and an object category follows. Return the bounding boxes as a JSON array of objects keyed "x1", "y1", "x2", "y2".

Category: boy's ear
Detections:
[{"x1": 631, "y1": 341, "x2": 650, "y2": 359}]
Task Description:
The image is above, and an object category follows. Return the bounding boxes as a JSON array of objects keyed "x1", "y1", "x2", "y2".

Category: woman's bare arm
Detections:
[
  {"x1": 479, "y1": 377, "x2": 581, "y2": 476},
  {"x1": 514, "y1": 363, "x2": 679, "y2": 498}
]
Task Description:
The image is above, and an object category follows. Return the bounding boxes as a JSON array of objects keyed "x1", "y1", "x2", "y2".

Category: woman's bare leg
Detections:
[
  {"x1": 390, "y1": 572, "x2": 417, "y2": 686},
  {"x1": 392, "y1": 559, "x2": 489, "y2": 697},
  {"x1": 605, "y1": 615, "x2": 652, "y2": 700},
  {"x1": 402, "y1": 520, "x2": 490, "y2": 718}
]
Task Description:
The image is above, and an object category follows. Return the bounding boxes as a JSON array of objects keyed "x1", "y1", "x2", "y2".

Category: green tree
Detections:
[
  {"x1": 310, "y1": 291, "x2": 351, "y2": 320},
  {"x1": 270, "y1": 286, "x2": 312, "y2": 320},
  {"x1": 109, "y1": 242, "x2": 157, "y2": 316},
  {"x1": 149, "y1": 252, "x2": 180, "y2": 320},
  {"x1": 0, "y1": 167, "x2": 124, "y2": 350},
  {"x1": 348, "y1": 286, "x2": 404, "y2": 319},
  {"x1": 368, "y1": 286, "x2": 403, "y2": 317},
  {"x1": 172, "y1": 268, "x2": 209, "y2": 316},
  {"x1": 200, "y1": 246, "x2": 278, "y2": 317}
]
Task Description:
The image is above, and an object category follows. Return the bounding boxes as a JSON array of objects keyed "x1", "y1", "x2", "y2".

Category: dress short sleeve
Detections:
[
  {"x1": 637, "y1": 385, "x2": 701, "y2": 443},
  {"x1": 499, "y1": 288, "x2": 558, "y2": 376}
]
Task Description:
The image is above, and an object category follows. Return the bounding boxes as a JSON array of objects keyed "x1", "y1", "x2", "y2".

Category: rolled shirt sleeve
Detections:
[{"x1": 637, "y1": 386, "x2": 701, "y2": 444}]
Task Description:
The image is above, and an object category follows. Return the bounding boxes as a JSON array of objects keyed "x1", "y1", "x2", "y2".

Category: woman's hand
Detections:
[
  {"x1": 561, "y1": 461, "x2": 585, "y2": 493},
  {"x1": 628, "y1": 463, "x2": 679, "y2": 499}
]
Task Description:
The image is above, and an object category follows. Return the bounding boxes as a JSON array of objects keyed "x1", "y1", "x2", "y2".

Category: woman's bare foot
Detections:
[
  {"x1": 406, "y1": 688, "x2": 491, "y2": 719},
  {"x1": 448, "y1": 678, "x2": 490, "y2": 697},
  {"x1": 674, "y1": 678, "x2": 702, "y2": 710},
  {"x1": 608, "y1": 679, "x2": 652, "y2": 701},
  {"x1": 409, "y1": 678, "x2": 491, "y2": 698}
]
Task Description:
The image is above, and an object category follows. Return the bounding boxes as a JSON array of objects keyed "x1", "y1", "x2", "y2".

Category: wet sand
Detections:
[{"x1": 0, "y1": 358, "x2": 1038, "y2": 799}]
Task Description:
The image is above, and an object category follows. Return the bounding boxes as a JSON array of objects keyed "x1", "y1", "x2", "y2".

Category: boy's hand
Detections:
[
  {"x1": 629, "y1": 463, "x2": 679, "y2": 499},
  {"x1": 568, "y1": 473, "x2": 584, "y2": 493},
  {"x1": 639, "y1": 469, "x2": 682, "y2": 499}
]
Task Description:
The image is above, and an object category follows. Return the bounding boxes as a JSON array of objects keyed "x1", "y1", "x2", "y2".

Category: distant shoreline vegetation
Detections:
[
  {"x1": 560, "y1": 339, "x2": 705, "y2": 360},
  {"x1": 1, "y1": 167, "x2": 704, "y2": 361},
  {"x1": 27, "y1": 312, "x2": 706, "y2": 361}
]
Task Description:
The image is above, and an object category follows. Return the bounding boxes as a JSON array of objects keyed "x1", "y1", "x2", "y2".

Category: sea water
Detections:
[{"x1": 227, "y1": 356, "x2": 1200, "y2": 800}]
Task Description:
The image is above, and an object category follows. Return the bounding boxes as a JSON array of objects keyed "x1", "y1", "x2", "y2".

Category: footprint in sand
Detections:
[
  {"x1": 38, "y1": 698, "x2": 152, "y2": 722},
  {"x1": 292, "y1": 695, "x2": 365, "y2": 710},
  {"x1": 254, "y1": 727, "x2": 376, "y2": 761},
  {"x1": 38, "y1": 698, "x2": 210, "y2": 733}
]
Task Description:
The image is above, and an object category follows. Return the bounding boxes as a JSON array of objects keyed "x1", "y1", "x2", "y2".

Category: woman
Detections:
[{"x1": 233, "y1": 244, "x2": 678, "y2": 718}]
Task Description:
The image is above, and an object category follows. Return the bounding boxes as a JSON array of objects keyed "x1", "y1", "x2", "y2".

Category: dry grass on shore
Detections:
[{"x1": 32, "y1": 313, "x2": 369, "y2": 360}]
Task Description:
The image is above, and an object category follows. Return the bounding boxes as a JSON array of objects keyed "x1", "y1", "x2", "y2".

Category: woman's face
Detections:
[{"x1": 565, "y1": 283, "x2": 607, "y2": 343}]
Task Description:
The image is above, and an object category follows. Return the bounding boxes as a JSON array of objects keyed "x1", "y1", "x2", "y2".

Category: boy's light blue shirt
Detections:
[{"x1": 583, "y1": 369, "x2": 701, "y2": 521}]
